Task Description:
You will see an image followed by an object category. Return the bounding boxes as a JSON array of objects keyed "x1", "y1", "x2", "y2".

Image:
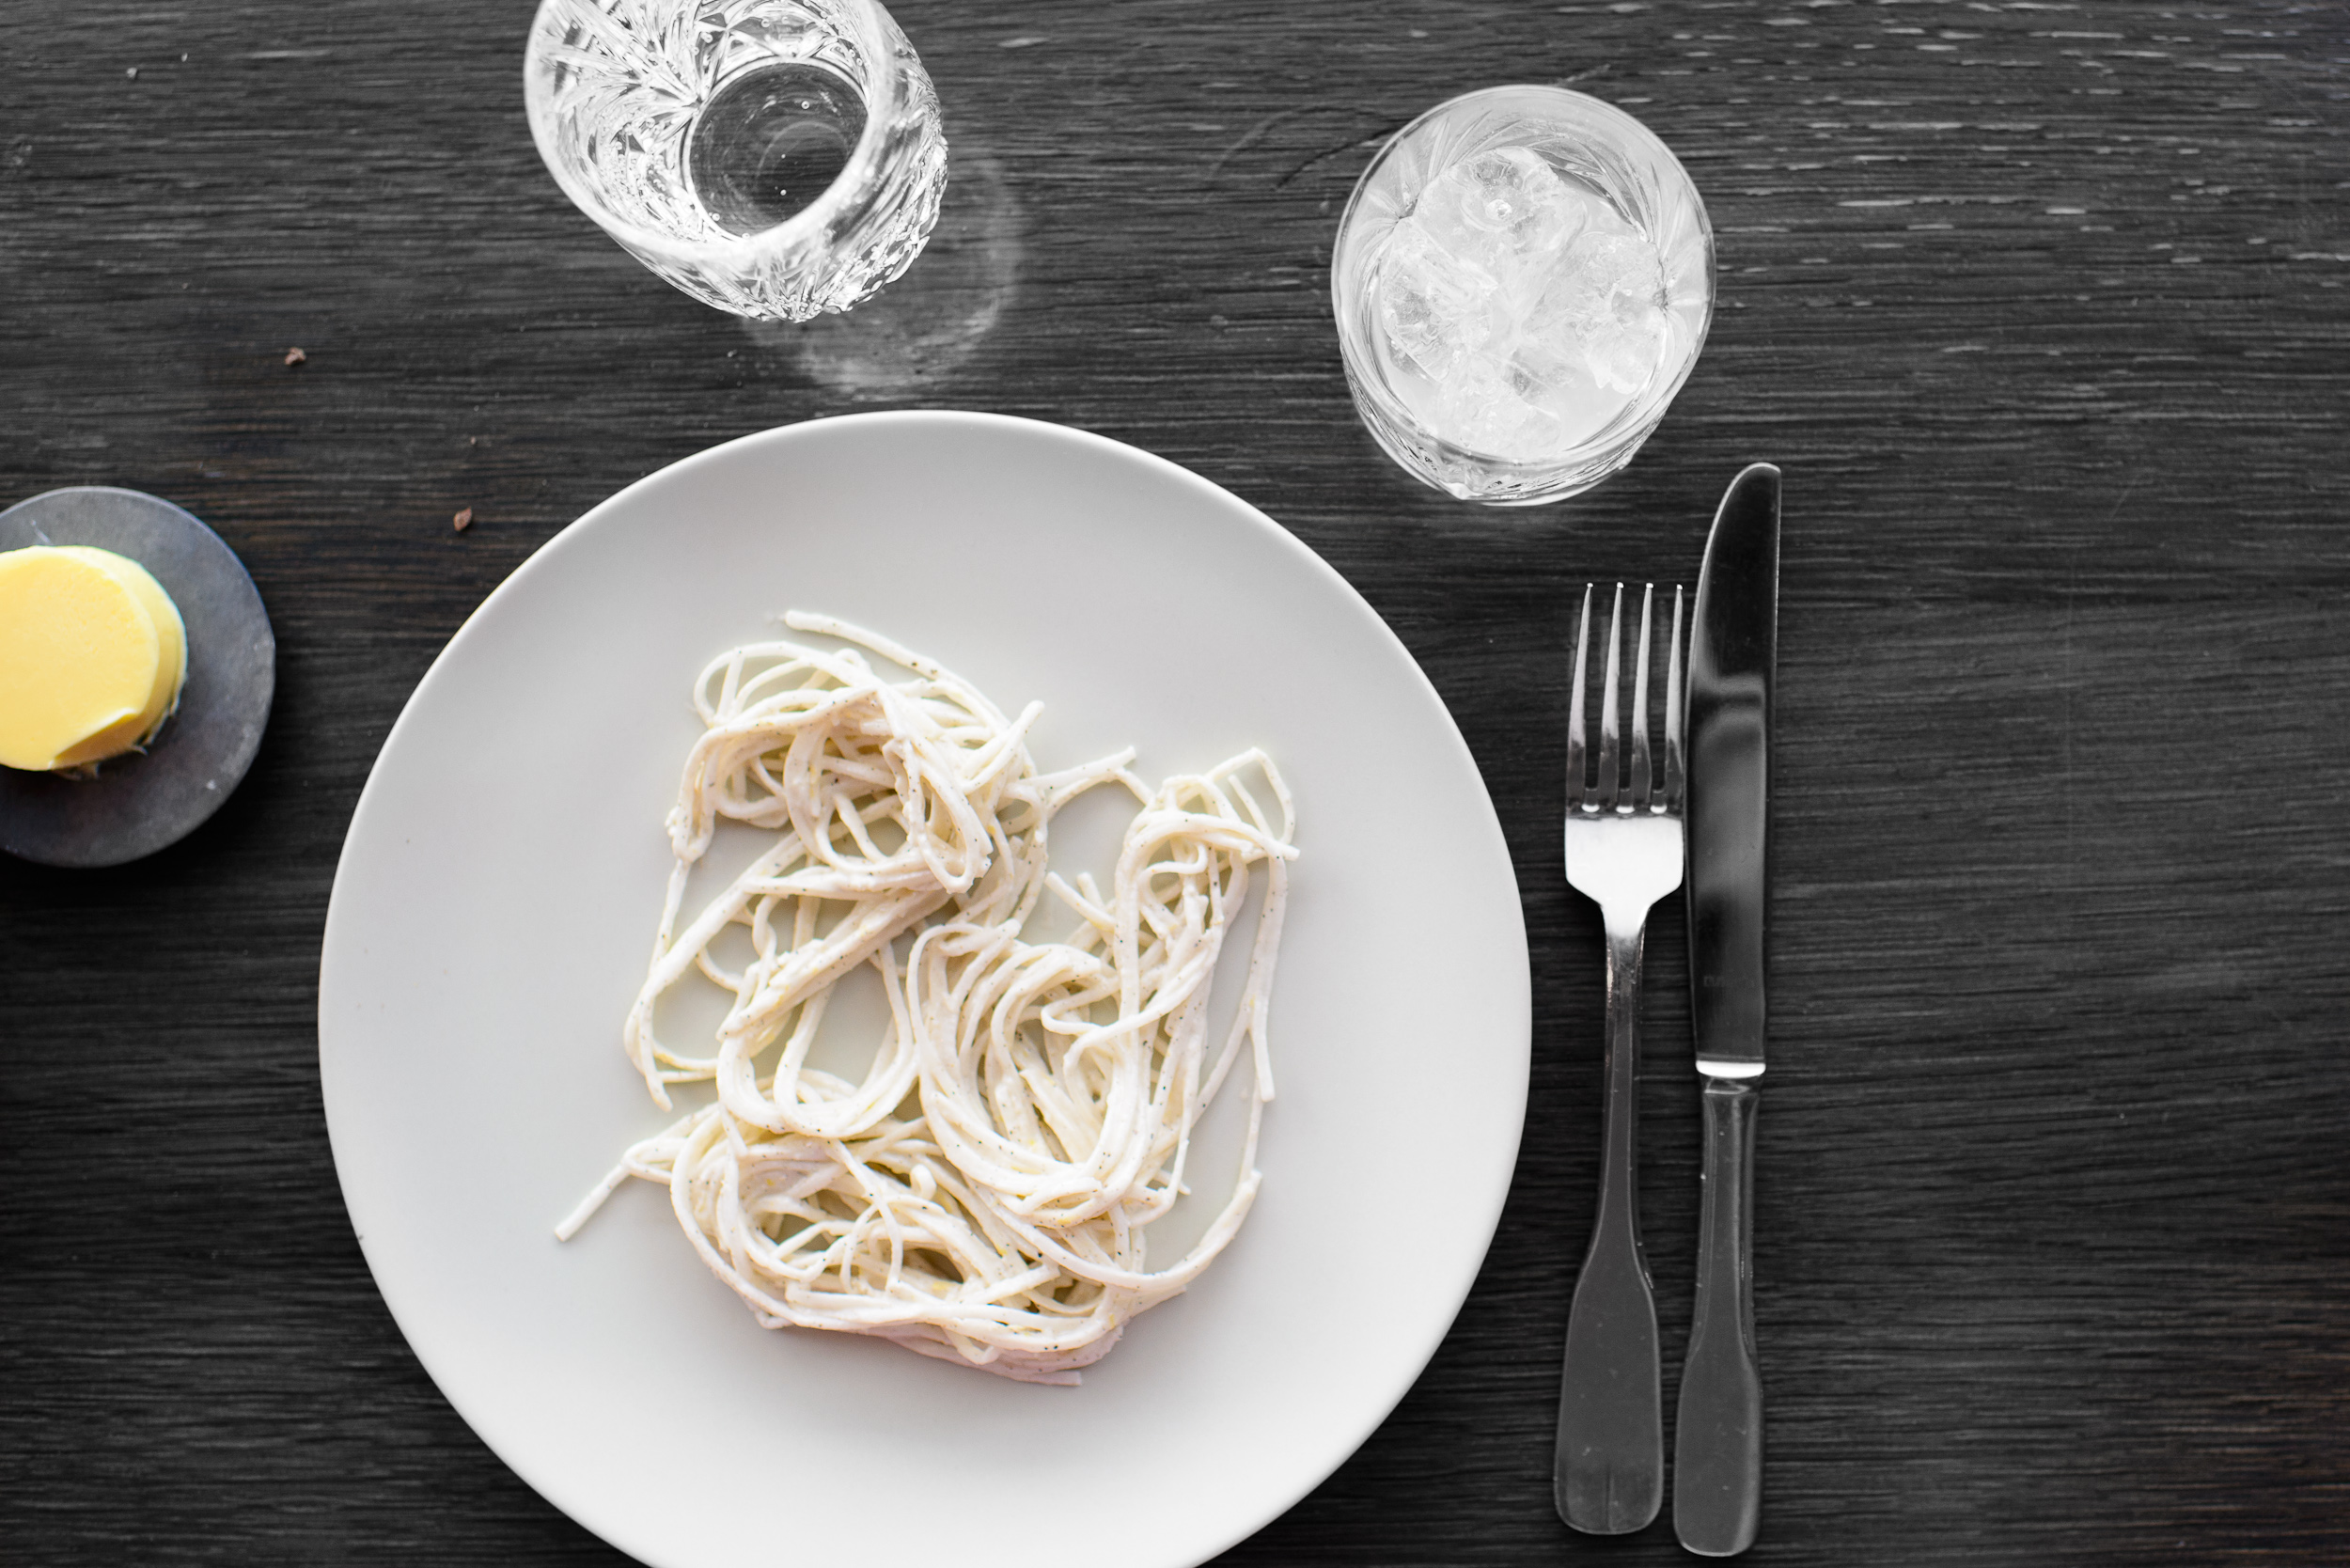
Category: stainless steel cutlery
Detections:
[
  {"x1": 1555, "y1": 464, "x2": 1780, "y2": 1557},
  {"x1": 1555, "y1": 581, "x2": 1684, "y2": 1537},
  {"x1": 1677, "y1": 462, "x2": 1780, "y2": 1558}
]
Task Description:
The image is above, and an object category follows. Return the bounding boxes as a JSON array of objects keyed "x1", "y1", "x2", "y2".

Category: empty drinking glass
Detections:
[
  {"x1": 525, "y1": 0, "x2": 948, "y2": 321},
  {"x1": 1333, "y1": 86, "x2": 1714, "y2": 506}
]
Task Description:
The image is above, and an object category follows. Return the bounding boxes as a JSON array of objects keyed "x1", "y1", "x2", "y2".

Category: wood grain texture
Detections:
[{"x1": 3, "y1": 1, "x2": 2347, "y2": 1563}]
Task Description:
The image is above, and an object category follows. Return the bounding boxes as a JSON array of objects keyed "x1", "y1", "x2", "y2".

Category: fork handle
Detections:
[
  {"x1": 1555, "y1": 918, "x2": 1663, "y2": 1535},
  {"x1": 1674, "y1": 1075, "x2": 1762, "y2": 1557}
]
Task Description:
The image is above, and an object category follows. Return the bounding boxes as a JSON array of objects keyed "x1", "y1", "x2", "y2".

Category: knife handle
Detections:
[
  {"x1": 1674, "y1": 1075, "x2": 1762, "y2": 1557},
  {"x1": 1555, "y1": 920, "x2": 1663, "y2": 1536}
]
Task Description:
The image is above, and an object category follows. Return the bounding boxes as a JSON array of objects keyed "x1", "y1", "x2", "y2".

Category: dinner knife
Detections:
[{"x1": 1675, "y1": 462, "x2": 1779, "y2": 1559}]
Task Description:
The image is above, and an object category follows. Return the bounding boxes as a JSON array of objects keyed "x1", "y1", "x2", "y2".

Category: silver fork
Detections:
[{"x1": 1554, "y1": 582, "x2": 1685, "y2": 1537}]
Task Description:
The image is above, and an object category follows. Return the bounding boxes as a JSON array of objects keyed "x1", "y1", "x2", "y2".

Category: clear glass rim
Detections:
[
  {"x1": 1330, "y1": 83, "x2": 1716, "y2": 476},
  {"x1": 523, "y1": 0, "x2": 905, "y2": 264}
]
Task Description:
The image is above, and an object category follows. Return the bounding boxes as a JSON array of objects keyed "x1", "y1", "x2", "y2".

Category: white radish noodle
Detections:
[{"x1": 556, "y1": 612, "x2": 1294, "y2": 1385}]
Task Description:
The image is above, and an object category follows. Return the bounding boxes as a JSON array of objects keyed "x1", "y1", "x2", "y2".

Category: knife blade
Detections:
[{"x1": 1674, "y1": 462, "x2": 1779, "y2": 1559}]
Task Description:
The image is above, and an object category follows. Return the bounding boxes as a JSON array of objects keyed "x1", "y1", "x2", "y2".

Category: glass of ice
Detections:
[
  {"x1": 1332, "y1": 86, "x2": 1714, "y2": 506},
  {"x1": 525, "y1": 0, "x2": 948, "y2": 321}
]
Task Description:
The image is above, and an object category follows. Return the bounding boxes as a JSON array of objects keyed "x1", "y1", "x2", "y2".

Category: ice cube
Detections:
[
  {"x1": 1431, "y1": 348, "x2": 1572, "y2": 463},
  {"x1": 1508, "y1": 336, "x2": 1619, "y2": 448},
  {"x1": 1376, "y1": 151, "x2": 1670, "y2": 461},
  {"x1": 1415, "y1": 147, "x2": 1582, "y2": 318},
  {"x1": 1524, "y1": 229, "x2": 1668, "y2": 396},
  {"x1": 1567, "y1": 181, "x2": 1642, "y2": 242},
  {"x1": 1420, "y1": 147, "x2": 1578, "y2": 254},
  {"x1": 1375, "y1": 218, "x2": 1499, "y2": 381}
]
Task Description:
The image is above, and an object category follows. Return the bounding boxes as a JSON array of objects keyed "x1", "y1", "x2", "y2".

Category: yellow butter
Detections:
[{"x1": 0, "y1": 544, "x2": 188, "y2": 772}]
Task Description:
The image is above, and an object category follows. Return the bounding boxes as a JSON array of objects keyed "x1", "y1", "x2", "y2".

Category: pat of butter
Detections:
[{"x1": 0, "y1": 544, "x2": 189, "y2": 772}]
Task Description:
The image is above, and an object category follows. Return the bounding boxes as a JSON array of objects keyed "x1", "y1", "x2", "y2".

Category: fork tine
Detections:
[
  {"x1": 1664, "y1": 585, "x2": 1685, "y2": 814},
  {"x1": 1596, "y1": 584, "x2": 1623, "y2": 812},
  {"x1": 1629, "y1": 584, "x2": 1654, "y2": 810},
  {"x1": 1566, "y1": 584, "x2": 1592, "y2": 810}
]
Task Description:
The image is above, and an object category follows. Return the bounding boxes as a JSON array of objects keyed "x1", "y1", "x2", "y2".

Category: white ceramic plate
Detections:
[{"x1": 319, "y1": 412, "x2": 1528, "y2": 1568}]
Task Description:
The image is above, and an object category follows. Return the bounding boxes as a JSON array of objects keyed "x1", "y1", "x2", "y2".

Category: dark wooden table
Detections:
[{"x1": 6, "y1": 2, "x2": 2346, "y2": 1562}]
